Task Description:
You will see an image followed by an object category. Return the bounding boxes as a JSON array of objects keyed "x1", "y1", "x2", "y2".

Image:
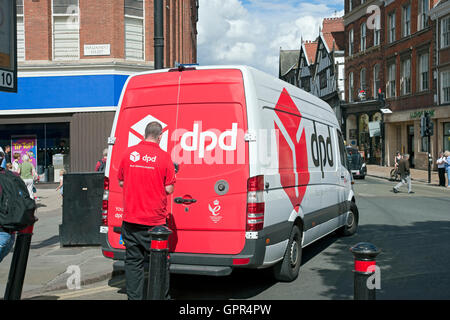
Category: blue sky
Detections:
[{"x1": 197, "y1": 0, "x2": 344, "y2": 76}]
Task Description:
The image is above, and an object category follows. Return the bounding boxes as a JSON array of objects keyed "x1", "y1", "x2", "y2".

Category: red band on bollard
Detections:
[
  {"x1": 354, "y1": 260, "x2": 376, "y2": 273},
  {"x1": 151, "y1": 240, "x2": 168, "y2": 250},
  {"x1": 18, "y1": 226, "x2": 34, "y2": 235}
]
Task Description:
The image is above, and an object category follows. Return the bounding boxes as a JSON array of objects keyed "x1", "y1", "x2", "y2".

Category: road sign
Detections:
[{"x1": 0, "y1": 0, "x2": 17, "y2": 92}]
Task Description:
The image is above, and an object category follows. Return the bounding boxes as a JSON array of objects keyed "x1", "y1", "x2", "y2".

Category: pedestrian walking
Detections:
[
  {"x1": 444, "y1": 151, "x2": 450, "y2": 188},
  {"x1": 117, "y1": 122, "x2": 176, "y2": 300},
  {"x1": 0, "y1": 151, "x2": 15, "y2": 263},
  {"x1": 17, "y1": 154, "x2": 37, "y2": 199},
  {"x1": 95, "y1": 148, "x2": 108, "y2": 172},
  {"x1": 11, "y1": 153, "x2": 20, "y2": 173},
  {"x1": 437, "y1": 152, "x2": 447, "y2": 187},
  {"x1": 56, "y1": 169, "x2": 65, "y2": 198},
  {"x1": 4, "y1": 145, "x2": 11, "y2": 165},
  {"x1": 393, "y1": 154, "x2": 414, "y2": 194}
]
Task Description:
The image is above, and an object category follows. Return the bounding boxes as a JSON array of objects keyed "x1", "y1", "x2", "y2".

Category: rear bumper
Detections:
[
  {"x1": 101, "y1": 228, "x2": 267, "y2": 276},
  {"x1": 101, "y1": 221, "x2": 292, "y2": 276}
]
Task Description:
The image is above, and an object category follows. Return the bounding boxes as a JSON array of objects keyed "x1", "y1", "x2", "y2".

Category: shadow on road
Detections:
[
  {"x1": 314, "y1": 221, "x2": 450, "y2": 300},
  {"x1": 30, "y1": 235, "x2": 60, "y2": 249}
]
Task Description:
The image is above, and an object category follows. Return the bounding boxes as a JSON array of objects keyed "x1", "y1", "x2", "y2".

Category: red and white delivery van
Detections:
[{"x1": 101, "y1": 66, "x2": 358, "y2": 281}]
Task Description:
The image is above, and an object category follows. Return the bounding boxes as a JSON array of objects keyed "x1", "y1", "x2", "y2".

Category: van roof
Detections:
[{"x1": 125, "y1": 65, "x2": 337, "y2": 124}]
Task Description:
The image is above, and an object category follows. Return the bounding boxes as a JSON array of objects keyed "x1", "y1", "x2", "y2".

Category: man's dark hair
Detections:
[{"x1": 145, "y1": 122, "x2": 163, "y2": 140}]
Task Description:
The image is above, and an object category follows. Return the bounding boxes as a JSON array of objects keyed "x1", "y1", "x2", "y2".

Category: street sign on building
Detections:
[{"x1": 0, "y1": 0, "x2": 17, "y2": 93}]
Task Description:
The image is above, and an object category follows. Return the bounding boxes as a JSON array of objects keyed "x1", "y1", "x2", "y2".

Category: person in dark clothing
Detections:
[
  {"x1": 4, "y1": 146, "x2": 11, "y2": 165},
  {"x1": 393, "y1": 154, "x2": 414, "y2": 194},
  {"x1": 95, "y1": 148, "x2": 108, "y2": 172},
  {"x1": 117, "y1": 122, "x2": 176, "y2": 300},
  {"x1": 0, "y1": 151, "x2": 16, "y2": 263},
  {"x1": 437, "y1": 152, "x2": 447, "y2": 187}
]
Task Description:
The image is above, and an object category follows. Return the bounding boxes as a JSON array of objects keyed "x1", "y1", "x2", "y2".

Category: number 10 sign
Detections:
[{"x1": 0, "y1": 0, "x2": 18, "y2": 93}]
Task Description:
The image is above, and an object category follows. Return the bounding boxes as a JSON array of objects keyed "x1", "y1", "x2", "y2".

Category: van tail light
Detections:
[
  {"x1": 102, "y1": 177, "x2": 109, "y2": 226},
  {"x1": 246, "y1": 175, "x2": 265, "y2": 231}
]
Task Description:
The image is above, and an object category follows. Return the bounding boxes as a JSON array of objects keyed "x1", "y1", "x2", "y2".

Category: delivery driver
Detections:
[{"x1": 118, "y1": 121, "x2": 176, "y2": 300}]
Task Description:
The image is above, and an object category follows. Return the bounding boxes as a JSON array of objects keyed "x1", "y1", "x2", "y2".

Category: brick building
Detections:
[
  {"x1": 430, "y1": 0, "x2": 450, "y2": 155},
  {"x1": 0, "y1": 0, "x2": 198, "y2": 179},
  {"x1": 343, "y1": 0, "x2": 448, "y2": 169}
]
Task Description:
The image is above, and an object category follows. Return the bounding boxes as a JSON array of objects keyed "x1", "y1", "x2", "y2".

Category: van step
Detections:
[{"x1": 170, "y1": 264, "x2": 232, "y2": 277}]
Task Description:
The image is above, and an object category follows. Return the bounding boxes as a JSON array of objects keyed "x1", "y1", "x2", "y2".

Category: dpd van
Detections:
[{"x1": 101, "y1": 66, "x2": 358, "y2": 281}]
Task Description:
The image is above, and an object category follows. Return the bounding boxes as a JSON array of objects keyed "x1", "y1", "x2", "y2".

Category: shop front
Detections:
[
  {"x1": 342, "y1": 100, "x2": 384, "y2": 165},
  {"x1": 0, "y1": 69, "x2": 130, "y2": 180}
]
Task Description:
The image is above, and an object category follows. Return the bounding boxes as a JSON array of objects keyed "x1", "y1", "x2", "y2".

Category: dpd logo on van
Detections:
[
  {"x1": 274, "y1": 89, "x2": 310, "y2": 212},
  {"x1": 311, "y1": 125, "x2": 334, "y2": 178},
  {"x1": 128, "y1": 115, "x2": 169, "y2": 151}
]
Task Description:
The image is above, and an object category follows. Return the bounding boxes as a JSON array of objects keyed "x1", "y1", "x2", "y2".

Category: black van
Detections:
[{"x1": 346, "y1": 147, "x2": 367, "y2": 179}]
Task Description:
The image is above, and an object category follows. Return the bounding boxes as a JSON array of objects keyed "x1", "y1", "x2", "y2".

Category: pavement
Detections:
[
  {"x1": 366, "y1": 164, "x2": 448, "y2": 187},
  {"x1": 0, "y1": 183, "x2": 123, "y2": 300}
]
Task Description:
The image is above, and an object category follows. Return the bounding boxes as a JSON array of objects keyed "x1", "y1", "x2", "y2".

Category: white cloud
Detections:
[{"x1": 197, "y1": 0, "x2": 343, "y2": 76}]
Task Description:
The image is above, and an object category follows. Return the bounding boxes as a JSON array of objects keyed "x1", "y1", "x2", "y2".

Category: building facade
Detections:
[
  {"x1": 0, "y1": 0, "x2": 198, "y2": 179},
  {"x1": 430, "y1": 0, "x2": 450, "y2": 155},
  {"x1": 343, "y1": 0, "x2": 447, "y2": 169},
  {"x1": 279, "y1": 18, "x2": 346, "y2": 125}
]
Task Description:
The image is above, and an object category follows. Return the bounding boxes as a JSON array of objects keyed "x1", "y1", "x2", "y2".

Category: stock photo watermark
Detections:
[{"x1": 66, "y1": 265, "x2": 81, "y2": 290}]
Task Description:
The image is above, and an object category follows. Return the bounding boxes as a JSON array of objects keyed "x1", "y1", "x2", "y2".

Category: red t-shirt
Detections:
[{"x1": 117, "y1": 141, "x2": 176, "y2": 226}]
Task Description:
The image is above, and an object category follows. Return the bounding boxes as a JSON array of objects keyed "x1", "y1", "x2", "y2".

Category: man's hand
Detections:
[
  {"x1": 165, "y1": 184, "x2": 174, "y2": 195},
  {"x1": 119, "y1": 180, "x2": 124, "y2": 188}
]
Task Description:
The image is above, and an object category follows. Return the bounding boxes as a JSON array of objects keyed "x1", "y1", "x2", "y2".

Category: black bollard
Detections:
[
  {"x1": 147, "y1": 226, "x2": 172, "y2": 300},
  {"x1": 4, "y1": 225, "x2": 35, "y2": 300},
  {"x1": 350, "y1": 242, "x2": 381, "y2": 300}
]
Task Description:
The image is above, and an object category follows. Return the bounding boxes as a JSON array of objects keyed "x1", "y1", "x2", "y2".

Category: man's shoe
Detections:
[
  {"x1": 393, "y1": 188, "x2": 399, "y2": 193},
  {"x1": 408, "y1": 191, "x2": 415, "y2": 194}
]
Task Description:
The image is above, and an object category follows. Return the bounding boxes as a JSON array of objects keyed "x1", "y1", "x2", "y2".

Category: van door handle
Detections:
[{"x1": 174, "y1": 197, "x2": 197, "y2": 204}]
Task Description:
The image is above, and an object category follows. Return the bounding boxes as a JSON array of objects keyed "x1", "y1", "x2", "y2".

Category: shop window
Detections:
[{"x1": 444, "y1": 123, "x2": 450, "y2": 152}]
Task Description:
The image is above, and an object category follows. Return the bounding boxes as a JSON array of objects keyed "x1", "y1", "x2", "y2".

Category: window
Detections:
[
  {"x1": 349, "y1": 72, "x2": 354, "y2": 102},
  {"x1": 403, "y1": 4, "x2": 411, "y2": 37},
  {"x1": 387, "y1": 63, "x2": 396, "y2": 98},
  {"x1": 301, "y1": 77, "x2": 311, "y2": 92},
  {"x1": 349, "y1": 29, "x2": 354, "y2": 55},
  {"x1": 320, "y1": 71, "x2": 327, "y2": 89},
  {"x1": 374, "y1": 14, "x2": 381, "y2": 46},
  {"x1": 374, "y1": 64, "x2": 380, "y2": 97},
  {"x1": 442, "y1": 16, "x2": 450, "y2": 49},
  {"x1": 442, "y1": 71, "x2": 450, "y2": 104},
  {"x1": 418, "y1": 0, "x2": 429, "y2": 31},
  {"x1": 444, "y1": 123, "x2": 450, "y2": 152},
  {"x1": 337, "y1": 130, "x2": 348, "y2": 169},
  {"x1": 389, "y1": 12, "x2": 396, "y2": 43},
  {"x1": 125, "y1": 0, "x2": 145, "y2": 60},
  {"x1": 360, "y1": 68, "x2": 367, "y2": 92},
  {"x1": 52, "y1": 0, "x2": 80, "y2": 60},
  {"x1": 401, "y1": 58, "x2": 411, "y2": 95},
  {"x1": 360, "y1": 23, "x2": 367, "y2": 51},
  {"x1": 418, "y1": 52, "x2": 429, "y2": 91},
  {"x1": 349, "y1": 0, "x2": 352, "y2": 12},
  {"x1": 16, "y1": 0, "x2": 25, "y2": 61}
]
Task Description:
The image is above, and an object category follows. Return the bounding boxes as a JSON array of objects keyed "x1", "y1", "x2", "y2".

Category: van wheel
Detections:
[
  {"x1": 273, "y1": 225, "x2": 302, "y2": 282},
  {"x1": 339, "y1": 202, "x2": 359, "y2": 236}
]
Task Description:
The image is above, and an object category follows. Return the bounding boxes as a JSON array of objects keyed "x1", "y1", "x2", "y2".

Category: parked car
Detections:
[{"x1": 346, "y1": 147, "x2": 366, "y2": 179}]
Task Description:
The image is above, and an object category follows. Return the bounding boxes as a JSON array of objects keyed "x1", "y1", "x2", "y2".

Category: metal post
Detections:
[
  {"x1": 147, "y1": 226, "x2": 172, "y2": 300},
  {"x1": 428, "y1": 135, "x2": 431, "y2": 184},
  {"x1": 154, "y1": 0, "x2": 164, "y2": 70},
  {"x1": 350, "y1": 242, "x2": 381, "y2": 300},
  {"x1": 4, "y1": 225, "x2": 35, "y2": 300}
]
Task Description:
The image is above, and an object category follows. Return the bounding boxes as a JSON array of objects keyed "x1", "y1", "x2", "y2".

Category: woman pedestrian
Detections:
[
  {"x1": 11, "y1": 153, "x2": 20, "y2": 173},
  {"x1": 445, "y1": 151, "x2": 450, "y2": 188},
  {"x1": 17, "y1": 154, "x2": 36, "y2": 198},
  {"x1": 437, "y1": 152, "x2": 447, "y2": 187}
]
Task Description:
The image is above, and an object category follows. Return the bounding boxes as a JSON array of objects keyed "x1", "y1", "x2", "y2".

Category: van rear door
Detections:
[
  {"x1": 107, "y1": 72, "x2": 181, "y2": 250},
  {"x1": 168, "y1": 69, "x2": 249, "y2": 255}
]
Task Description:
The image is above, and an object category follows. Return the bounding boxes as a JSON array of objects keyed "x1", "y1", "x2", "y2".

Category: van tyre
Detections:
[
  {"x1": 339, "y1": 202, "x2": 359, "y2": 236},
  {"x1": 273, "y1": 225, "x2": 302, "y2": 282}
]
